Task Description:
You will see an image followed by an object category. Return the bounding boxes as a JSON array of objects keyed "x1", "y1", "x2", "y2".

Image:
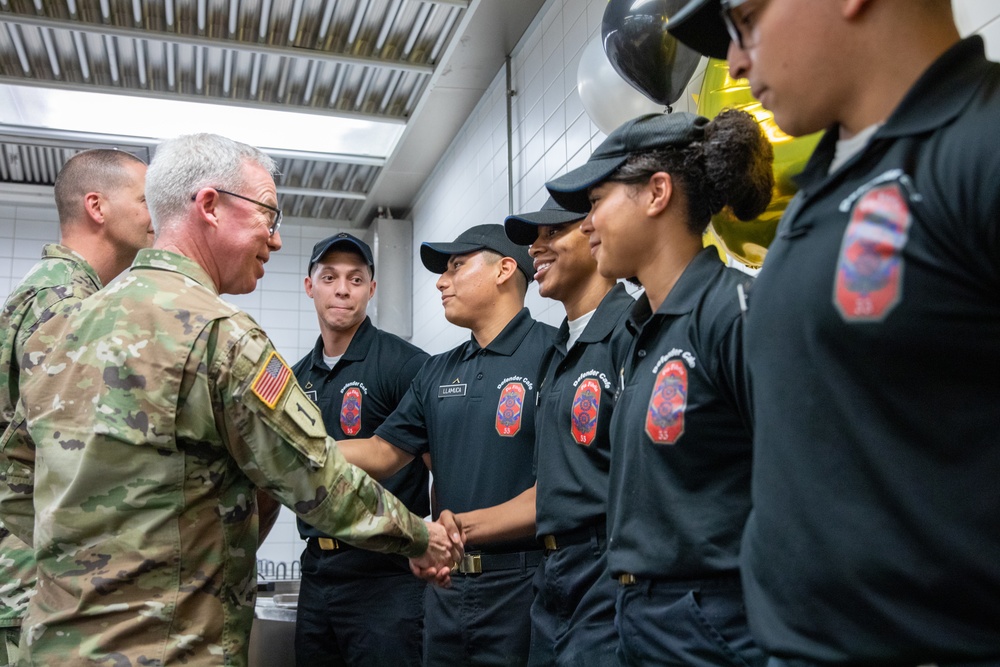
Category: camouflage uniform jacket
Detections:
[
  {"x1": 0, "y1": 244, "x2": 102, "y2": 630},
  {"x1": 4, "y1": 248, "x2": 429, "y2": 666}
]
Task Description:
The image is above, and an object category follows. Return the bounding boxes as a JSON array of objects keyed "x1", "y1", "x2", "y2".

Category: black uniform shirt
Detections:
[
  {"x1": 607, "y1": 248, "x2": 753, "y2": 580},
  {"x1": 534, "y1": 283, "x2": 634, "y2": 537},
  {"x1": 376, "y1": 308, "x2": 555, "y2": 553},
  {"x1": 743, "y1": 37, "x2": 1000, "y2": 663},
  {"x1": 292, "y1": 317, "x2": 429, "y2": 552}
]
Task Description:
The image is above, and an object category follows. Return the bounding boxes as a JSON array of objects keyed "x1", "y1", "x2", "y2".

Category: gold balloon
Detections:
[{"x1": 697, "y1": 59, "x2": 821, "y2": 268}]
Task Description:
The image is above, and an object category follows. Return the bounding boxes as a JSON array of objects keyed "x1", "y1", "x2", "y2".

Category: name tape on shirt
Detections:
[
  {"x1": 438, "y1": 383, "x2": 467, "y2": 398},
  {"x1": 252, "y1": 351, "x2": 292, "y2": 409}
]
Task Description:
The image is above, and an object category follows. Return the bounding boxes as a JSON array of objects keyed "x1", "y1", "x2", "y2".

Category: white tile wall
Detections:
[{"x1": 3, "y1": 0, "x2": 998, "y2": 573}]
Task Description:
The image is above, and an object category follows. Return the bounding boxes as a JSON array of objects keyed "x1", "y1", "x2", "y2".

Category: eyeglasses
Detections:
[
  {"x1": 720, "y1": 0, "x2": 766, "y2": 51},
  {"x1": 194, "y1": 187, "x2": 282, "y2": 236}
]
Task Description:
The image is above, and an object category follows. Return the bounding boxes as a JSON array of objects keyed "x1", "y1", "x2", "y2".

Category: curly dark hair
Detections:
[{"x1": 604, "y1": 109, "x2": 774, "y2": 234}]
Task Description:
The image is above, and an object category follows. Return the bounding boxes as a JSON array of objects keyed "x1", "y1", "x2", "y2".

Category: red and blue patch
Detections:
[
  {"x1": 340, "y1": 387, "x2": 362, "y2": 436},
  {"x1": 496, "y1": 382, "x2": 525, "y2": 437},
  {"x1": 834, "y1": 182, "x2": 911, "y2": 322},
  {"x1": 645, "y1": 360, "x2": 687, "y2": 445},
  {"x1": 571, "y1": 378, "x2": 601, "y2": 446}
]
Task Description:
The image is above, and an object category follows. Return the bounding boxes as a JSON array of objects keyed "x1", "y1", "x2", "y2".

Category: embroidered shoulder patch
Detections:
[{"x1": 251, "y1": 351, "x2": 292, "y2": 409}]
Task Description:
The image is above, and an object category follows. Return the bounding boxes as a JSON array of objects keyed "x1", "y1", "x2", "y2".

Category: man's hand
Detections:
[
  {"x1": 436, "y1": 509, "x2": 465, "y2": 545},
  {"x1": 409, "y1": 520, "x2": 464, "y2": 587}
]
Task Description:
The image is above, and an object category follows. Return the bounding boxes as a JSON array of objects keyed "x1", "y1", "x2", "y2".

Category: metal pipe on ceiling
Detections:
[
  {"x1": 376, "y1": 0, "x2": 402, "y2": 51},
  {"x1": 41, "y1": 27, "x2": 61, "y2": 77},
  {"x1": 135, "y1": 38, "x2": 147, "y2": 87},
  {"x1": 228, "y1": 0, "x2": 239, "y2": 35},
  {"x1": 318, "y1": 0, "x2": 337, "y2": 41},
  {"x1": 402, "y1": 3, "x2": 432, "y2": 57},
  {"x1": 289, "y1": 0, "x2": 305, "y2": 43},
  {"x1": 354, "y1": 66, "x2": 373, "y2": 109},
  {"x1": 104, "y1": 33, "x2": 120, "y2": 83},
  {"x1": 259, "y1": 0, "x2": 274, "y2": 41},
  {"x1": 429, "y1": 6, "x2": 459, "y2": 61},
  {"x1": 72, "y1": 30, "x2": 90, "y2": 80},
  {"x1": 347, "y1": 0, "x2": 371, "y2": 45},
  {"x1": 6, "y1": 23, "x2": 31, "y2": 74}
]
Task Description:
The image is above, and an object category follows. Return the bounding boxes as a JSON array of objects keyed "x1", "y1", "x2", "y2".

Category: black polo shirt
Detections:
[
  {"x1": 376, "y1": 308, "x2": 555, "y2": 553},
  {"x1": 607, "y1": 248, "x2": 752, "y2": 580},
  {"x1": 292, "y1": 317, "x2": 429, "y2": 570},
  {"x1": 534, "y1": 283, "x2": 634, "y2": 537},
  {"x1": 742, "y1": 37, "x2": 1000, "y2": 663}
]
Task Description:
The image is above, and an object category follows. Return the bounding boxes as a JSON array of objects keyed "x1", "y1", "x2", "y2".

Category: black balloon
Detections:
[{"x1": 602, "y1": 0, "x2": 702, "y2": 107}]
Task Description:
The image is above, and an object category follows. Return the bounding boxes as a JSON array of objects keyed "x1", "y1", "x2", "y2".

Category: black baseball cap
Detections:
[
  {"x1": 420, "y1": 224, "x2": 535, "y2": 283},
  {"x1": 308, "y1": 232, "x2": 375, "y2": 277},
  {"x1": 667, "y1": 0, "x2": 732, "y2": 61},
  {"x1": 545, "y1": 111, "x2": 709, "y2": 213},
  {"x1": 504, "y1": 197, "x2": 587, "y2": 246}
]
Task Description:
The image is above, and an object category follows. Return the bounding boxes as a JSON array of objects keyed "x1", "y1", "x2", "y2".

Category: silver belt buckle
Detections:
[{"x1": 456, "y1": 554, "x2": 482, "y2": 574}]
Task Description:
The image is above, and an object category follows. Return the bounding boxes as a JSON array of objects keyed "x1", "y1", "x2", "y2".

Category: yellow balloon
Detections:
[{"x1": 697, "y1": 59, "x2": 821, "y2": 267}]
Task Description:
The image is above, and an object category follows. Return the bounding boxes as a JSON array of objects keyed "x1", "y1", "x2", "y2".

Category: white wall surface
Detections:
[{"x1": 2, "y1": 0, "x2": 998, "y2": 572}]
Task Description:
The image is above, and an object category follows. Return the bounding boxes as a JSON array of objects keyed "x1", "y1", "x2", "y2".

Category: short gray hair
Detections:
[{"x1": 145, "y1": 133, "x2": 278, "y2": 232}]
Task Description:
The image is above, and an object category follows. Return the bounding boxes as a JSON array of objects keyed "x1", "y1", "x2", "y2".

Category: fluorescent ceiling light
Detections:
[{"x1": 0, "y1": 83, "x2": 403, "y2": 157}]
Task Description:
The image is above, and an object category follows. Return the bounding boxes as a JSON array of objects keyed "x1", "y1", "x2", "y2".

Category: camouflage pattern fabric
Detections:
[
  {"x1": 1, "y1": 625, "x2": 20, "y2": 666},
  {"x1": 3, "y1": 249, "x2": 428, "y2": 666},
  {"x1": 0, "y1": 245, "x2": 102, "y2": 637}
]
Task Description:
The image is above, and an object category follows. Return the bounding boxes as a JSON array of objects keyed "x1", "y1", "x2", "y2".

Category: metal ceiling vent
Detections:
[{"x1": 0, "y1": 0, "x2": 468, "y2": 224}]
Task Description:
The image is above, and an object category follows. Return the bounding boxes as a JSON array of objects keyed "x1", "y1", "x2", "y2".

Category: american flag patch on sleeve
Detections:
[{"x1": 251, "y1": 351, "x2": 292, "y2": 409}]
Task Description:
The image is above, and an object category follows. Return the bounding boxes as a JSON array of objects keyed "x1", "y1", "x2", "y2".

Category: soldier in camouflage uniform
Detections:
[
  {"x1": 0, "y1": 133, "x2": 458, "y2": 667},
  {"x1": 0, "y1": 149, "x2": 151, "y2": 667}
]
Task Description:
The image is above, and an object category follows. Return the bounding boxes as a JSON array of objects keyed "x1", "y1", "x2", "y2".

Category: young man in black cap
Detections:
[
  {"x1": 337, "y1": 224, "x2": 555, "y2": 666},
  {"x1": 290, "y1": 232, "x2": 430, "y2": 667},
  {"x1": 503, "y1": 198, "x2": 634, "y2": 666},
  {"x1": 668, "y1": 1, "x2": 1000, "y2": 665}
]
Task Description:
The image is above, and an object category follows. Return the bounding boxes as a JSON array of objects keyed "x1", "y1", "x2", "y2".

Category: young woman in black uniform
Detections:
[
  {"x1": 504, "y1": 198, "x2": 634, "y2": 666},
  {"x1": 546, "y1": 109, "x2": 773, "y2": 667}
]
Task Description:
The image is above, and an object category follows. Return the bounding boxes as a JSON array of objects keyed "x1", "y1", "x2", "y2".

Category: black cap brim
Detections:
[
  {"x1": 420, "y1": 242, "x2": 489, "y2": 275},
  {"x1": 544, "y1": 156, "x2": 629, "y2": 213},
  {"x1": 504, "y1": 208, "x2": 586, "y2": 246},
  {"x1": 667, "y1": 0, "x2": 732, "y2": 61},
  {"x1": 420, "y1": 224, "x2": 535, "y2": 283},
  {"x1": 308, "y1": 235, "x2": 375, "y2": 277}
]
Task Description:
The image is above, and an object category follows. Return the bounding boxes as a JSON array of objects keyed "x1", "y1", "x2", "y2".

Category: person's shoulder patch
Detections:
[
  {"x1": 251, "y1": 351, "x2": 292, "y2": 409},
  {"x1": 284, "y1": 383, "x2": 328, "y2": 441}
]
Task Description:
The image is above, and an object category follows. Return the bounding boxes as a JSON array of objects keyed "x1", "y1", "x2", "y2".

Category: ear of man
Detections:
[
  {"x1": 82, "y1": 191, "x2": 105, "y2": 228},
  {"x1": 192, "y1": 188, "x2": 224, "y2": 231}
]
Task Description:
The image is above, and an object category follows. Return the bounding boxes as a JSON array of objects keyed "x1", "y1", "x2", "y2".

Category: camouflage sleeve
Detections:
[
  {"x1": 213, "y1": 322, "x2": 429, "y2": 558},
  {"x1": 0, "y1": 404, "x2": 34, "y2": 545}
]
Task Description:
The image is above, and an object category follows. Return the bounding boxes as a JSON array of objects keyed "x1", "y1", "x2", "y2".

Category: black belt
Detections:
[
  {"x1": 540, "y1": 521, "x2": 606, "y2": 551},
  {"x1": 453, "y1": 550, "x2": 543, "y2": 575},
  {"x1": 306, "y1": 536, "x2": 356, "y2": 555}
]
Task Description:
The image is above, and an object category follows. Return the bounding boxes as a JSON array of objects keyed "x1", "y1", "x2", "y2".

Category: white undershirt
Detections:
[
  {"x1": 566, "y1": 309, "x2": 596, "y2": 349},
  {"x1": 323, "y1": 353, "x2": 343, "y2": 369},
  {"x1": 830, "y1": 122, "x2": 881, "y2": 174}
]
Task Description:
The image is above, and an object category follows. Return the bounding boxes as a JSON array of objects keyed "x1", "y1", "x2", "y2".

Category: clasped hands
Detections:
[{"x1": 408, "y1": 510, "x2": 466, "y2": 588}]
